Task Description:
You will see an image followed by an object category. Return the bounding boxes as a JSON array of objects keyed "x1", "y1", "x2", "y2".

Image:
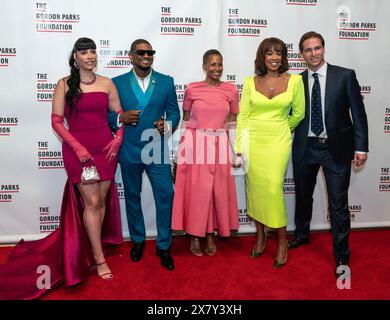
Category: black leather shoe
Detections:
[
  {"x1": 130, "y1": 242, "x2": 145, "y2": 262},
  {"x1": 335, "y1": 261, "x2": 350, "y2": 278},
  {"x1": 287, "y1": 237, "x2": 309, "y2": 249},
  {"x1": 156, "y1": 248, "x2": 175, "y2": 271}
]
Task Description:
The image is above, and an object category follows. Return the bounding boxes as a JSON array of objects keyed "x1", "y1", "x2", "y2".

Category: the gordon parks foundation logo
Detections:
[
  {"x1": 285, "y1": 0, "x2": 318, "y2": 6},
  {"x1": 0, "y1": 47, "x2": 16, "y2": 67},
  {"x1": 379, "y1": 168, "x2": 390, "y2": 192},
  {"x1": 99, "y1": 40, "x2": 131, "y2": 69},
  {"x1": 38, "y1": 141, "x2": 64, "y2": 169},
  {"x1": 160, "y1": 7, "x2": 203, "y2": 36},
  {"x1": 287, "y1": 43, "x2": 306, "y2": 72},
  {"x1": 175, "y1": 84, "x2": 188, "y2": 103},
  {"x1": 116, "y1": 182, "x2": 124, "y2": 200},
  {"x1": 337, "y1": 6, "x2": 376, "y2": 40},
  {"x1": 0, "y1": 184, "x2": 19, "y2": 203},
  {"x1": 384, "y1": 108, "x2": 390, "y2": 134},
  {"x1": 327, "y1": 205, "x2": 362, "y2": 221},
  {"x1": 0, "y1": 117, "x2": 18, "y2": 136},
  {"x1": 226, "y1": 74, "x2": 237, "y2": 85},
  {"x1": 35, "y1": 2, "x2": 80, "y2": 33},
  {"x1": 227, "y1": 8, "x2": 267, "y2": 37},
  {"x1": 223, "y1": 74, "x2": 243, "y2": 100},
  {"x1": 238, "y1": 209, "x2": 252, "y2": 225},
  {"x1": 360, "y1": 85, "x2": 371, "y2": 99},
  {"x1": 39, "y1": 206, "x2": 59, "y2": 233},
  {"x1": 283, "y1": 177, "x2": 295, "y2": 194},
  {"x1": 37, "y1": 73, "x2": 56, "y2": 103}
]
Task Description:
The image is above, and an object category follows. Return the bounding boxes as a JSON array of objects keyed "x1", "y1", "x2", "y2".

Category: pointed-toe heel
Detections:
[
  {"x1": 250, "y1": 231, "x2": 268, "y2": 258},
  {"x1": 273, "y1": 258, "x2": 287, "y2": 269},
  {"x1": 273, "y1": 241, "x2": 288, "y2": 269},
  {"x1": 251, "y1": 248, "x2": 261, "y2": 258}
]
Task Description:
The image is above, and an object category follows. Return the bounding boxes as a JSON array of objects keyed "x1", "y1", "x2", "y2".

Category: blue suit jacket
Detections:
[
  {"x1": 109, "y1": 69, "x2": 180, "y2": 164},
  {"x1": 292, "y1": 64, "x2": 369, "y2": 164}
]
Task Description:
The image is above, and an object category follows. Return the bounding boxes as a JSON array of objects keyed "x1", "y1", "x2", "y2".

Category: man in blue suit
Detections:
[
  {"x1": 288, "y1": 32, "x2": 369, "y2": 277},
  {"x1": 108, "y1": 39, "x2": 180, "y2": 270}
]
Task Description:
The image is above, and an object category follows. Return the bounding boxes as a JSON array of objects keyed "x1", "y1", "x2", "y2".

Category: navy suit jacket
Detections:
[
  {"x1": 108, "y1": 69, "x2": 180, "y2": 164},
  {"x1": 292, "y1": 63, "x2": 369, "y2": 164}
]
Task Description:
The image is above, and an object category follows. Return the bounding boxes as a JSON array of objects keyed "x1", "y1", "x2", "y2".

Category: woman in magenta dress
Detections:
[
  {"x1": 172, "y1": 49, "x2": 239, "y2": 256},
  {"x1": 0, "y1": 38, "x2": 124, "y2": 299}
]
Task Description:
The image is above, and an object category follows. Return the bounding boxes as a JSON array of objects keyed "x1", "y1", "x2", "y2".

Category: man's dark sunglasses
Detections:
[{"x1": 134, "y1": 49, "x2": 156, "y2": 56}]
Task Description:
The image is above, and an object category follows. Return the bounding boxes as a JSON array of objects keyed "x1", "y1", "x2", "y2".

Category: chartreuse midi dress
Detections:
[{"x1": 236, "y1": 74, "x2": 305, "y2": 228}]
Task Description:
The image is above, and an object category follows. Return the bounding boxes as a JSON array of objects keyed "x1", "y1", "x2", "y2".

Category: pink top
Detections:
[{"x1": 183, "y1": 81, "x2": 239, "y2": 130}]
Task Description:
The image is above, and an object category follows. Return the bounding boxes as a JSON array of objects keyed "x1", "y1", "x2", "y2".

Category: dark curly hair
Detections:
[
  {"x1": 254, "y1": 37, "x2": 289, "y2": 76},
  {"x1": 65, "y1": 37, "x2": 96, "y2": 114}
]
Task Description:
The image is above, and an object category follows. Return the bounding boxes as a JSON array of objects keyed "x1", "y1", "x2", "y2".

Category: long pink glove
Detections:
[
  {"x1": 103, "y1": 111, "x2": 124, "y2": 162},
  {"x1": 51, "y1": 113, "x2": 92, "y2": 163}
]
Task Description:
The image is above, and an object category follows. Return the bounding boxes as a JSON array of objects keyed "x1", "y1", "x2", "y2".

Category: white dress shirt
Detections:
[{"x1": 134, "y1": 69, "x2": 152, "y2": 93}]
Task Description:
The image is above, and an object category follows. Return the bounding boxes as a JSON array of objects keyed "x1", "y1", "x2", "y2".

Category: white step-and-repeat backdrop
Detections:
[{"x1": 1, "y1": 0, "x2": 389, "y2": 243}]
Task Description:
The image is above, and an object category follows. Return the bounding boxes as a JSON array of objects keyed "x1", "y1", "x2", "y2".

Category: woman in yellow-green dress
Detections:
[{"x1": 236, "y1": 37, "x2": 305, "y2": 268}]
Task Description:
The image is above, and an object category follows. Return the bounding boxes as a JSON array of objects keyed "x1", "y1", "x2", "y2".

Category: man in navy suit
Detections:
[
  {"x1": 108, "y1": 39, "x2": 180, "y2": 270},
  {"x1": 288, "y1": 31, "x2": 369, "y2": 277}
]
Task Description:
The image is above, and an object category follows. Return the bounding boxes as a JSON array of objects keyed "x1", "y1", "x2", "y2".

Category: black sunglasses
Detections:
[{"x1": 134, "y1": 49, "x2": 156, "y2": 56}]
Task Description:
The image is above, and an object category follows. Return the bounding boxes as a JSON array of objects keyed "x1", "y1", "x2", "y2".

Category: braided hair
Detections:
[{"x1": 65, "y1": 37, "x2": 96, "y2": 114}]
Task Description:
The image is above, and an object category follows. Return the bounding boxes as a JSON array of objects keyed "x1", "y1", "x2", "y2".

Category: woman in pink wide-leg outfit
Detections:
[{"x1": 172, "y1": 49, "x2": 240, "y2": 256}]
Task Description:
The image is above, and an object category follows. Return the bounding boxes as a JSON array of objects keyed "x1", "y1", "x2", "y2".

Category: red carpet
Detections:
[{"x1": 0, "y1": 229, "x2": 389, "y2": 300}]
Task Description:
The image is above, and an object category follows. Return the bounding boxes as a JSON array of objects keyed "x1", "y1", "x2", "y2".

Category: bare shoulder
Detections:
[
  {"x1": 57, "y1": 76, "x2": 69, "y2": 85},
  {"x1": 56, "y1": 76, "x2": 69, "y2": 91},
  {"x1": 96, "y1": 74, "x2": 112, "y2": 84},
  {"x1": 281, "y1": 72, "x2": 291, "y2": 80},
  {"x1": 96, "y1": 74, "x2": 116, "y2": 92}
]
